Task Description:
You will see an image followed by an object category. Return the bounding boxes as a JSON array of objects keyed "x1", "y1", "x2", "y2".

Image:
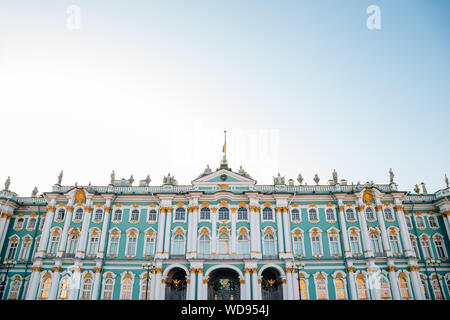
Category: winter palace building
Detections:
[{"x1": 1, "y1": 156, "x2": 450, "y2": 301}]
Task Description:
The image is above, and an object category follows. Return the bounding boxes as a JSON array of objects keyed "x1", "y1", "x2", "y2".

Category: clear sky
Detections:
[{"x1": 0, "y1": 0, "x2": 449, "y2": 196}]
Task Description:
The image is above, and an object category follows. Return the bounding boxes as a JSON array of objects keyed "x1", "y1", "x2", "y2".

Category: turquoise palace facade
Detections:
[{"x1": 0, "y1": 157, "x2": 449, "y2": 300}]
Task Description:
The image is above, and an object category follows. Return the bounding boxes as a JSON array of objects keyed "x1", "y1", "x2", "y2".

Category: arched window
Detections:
[
  {"x1": 263, "y1": 233, "x2": 276, "y2": 256},
  {"x1": 39, "y1": 274, "x2": 52, "y2": 300},
  {"x1": 199, "y1": 233, "x2": 211, "y2": 254},
  {"x1": 6, "y1": 238, "x2": 19, "y2": 260},
  {"x1": 308, "y1": 208, "x2": 318, "y2": 221},
  {"x1": 405, "y1": 216, "x2": 412, "y2": 228},
  {"x1": 172, "y1": 234, "x2": 185, "y2": 255},
  {"x1": 398, "y1": 274, "x2": 411, "y2": 300},
  {"x1": 335, "y1": 278, "x2": 346, "y2": 300},
  {"x1": 384, "y1": 208, "x2": 393, "y2": 220},
  {"x1": 328, "y1": 232, "x2": 340, "y2": 256},
  {"x1": 27, "y1": 217, "x2": 37, "y2": 230},
  {"x1": 148, "y1": 209, "x2": 157, "y2": 221},
  {"x1": 311, "y1": 232, "x2": 322, "y2": 256},
  {"x1": 18, "y1": 239, "x2": 32, "y2": 261},
  {"x1": 433, "y1": 236, "x2": 447, "y2": 259},
  {"x1": 144, "y1": 233, "x2": 156, "y2": 256},
  {"x1": 140, "y1": 275, "x2": 151, "y2": 300},
  {"x1": 298, "y1": 278, "x2": 308, "y2": 300},
  {"x1": 356, "y1": 274, "x2": 368, "y2": 300},
  {"x1": 262, "y1": 207, "x2": 273, "y2": 220},
  {"x1": 365, "y1": 207, "x2": 375, "y2": 220},
  {"x1": 56, "y1": 208, "x2": 66, "y2": 221},
  {"x1": 315, "y1": 275, "x2": 328, "y2": 300},
  {"x1": 349, "y1": 231, "x2": 361, "y2": 255},
  {"x1": 218, "y1": 207, "x2": 230, "y2": 220},
  {"x1": 411, "y1": 237, "x2": 420, "y2": 258},
  {"x1": 237, "y1": 231, "x2": 250, "y2": 255},
  {"x1": 108, "y1": 232, "x2": 120, "y2": 255},
  {"x1": 113, "y1": 209, "x2": 122, "y2": 221},
  {"x1": 416, "y1": 216, "x2": 425, "y2": 228},
  {"x1": 388, "y1": 231, "x2": 402, "y2": 254},
  {"x1": 346, "y1": 208, "x2": 355, "y2": 221},
  {"x1": 74, "y1": 208, "x2": 83, "y2": 220},
  {"x1": 421, "y1": 237, "x2": 433, "y2": 259},
  {"x1": 379, "y1": 276, "x2": 391, "y2": 300},
  {"x1": 103, "y1": 278, "x2": 114, "y2": 300},
  {"x1": 326, "y1": 208, "x2": 335, "y2": 221},
  {"x1": 218, "y1": 232, "x2": 230, "y2": 254},
  {"x1": 80, "y1": 277, "x2": 93, "y2": 300},
  {"x1": 175, "y1": 208, "x2": 186, "y2": 221},
  {"x1": 291, "y1": 209, "x2": 300, "y2": 221},
  {"x1": 94, "y1": 209, "x2": 103, "y2": 221},
  {"x1": 126, "y1": 232, "x2": 138, "y2": 256},
  {"x1": 237, "y1": 207, "x2": 248, "y2": 220},
  {"x1": 121, "y1": 278, "x2": 133, "y2": 300},
  {"x1": 48, "y1": 231, "x2": 60, "y2": 255},
  {"x1": 130, "y1": 209, "x2": 140, "y2": 222},
  {"x1": 432, "y1": 279, "x2": 443, "y2": 300},
  {"x1": 200, "y1": 207, "x2": 210, "y2": 220},
  {"x1": 15, "y1": 217, "x2": 24, "y2": 230},
  {"x1": 428, "y1": 216, "x2": 438, "y2": 228},
  {"x1": 58, "y1": 277, "x2": 69, "y2": 300},
  {"x1": 67, "y1": 233, "x2": 78, "y2": 255},
  {"x1": 370, "y1": 232, "x2": 382, "y2": 255},
  {"x1": 87, "y1": 231, "x2": 99, "y2": 256},
  {"x1": 292, "y1": 232, "x2": 304, "y2": 256},
  {"x1": 8, "y1": 278, "x2": 21, "y2": 300}
]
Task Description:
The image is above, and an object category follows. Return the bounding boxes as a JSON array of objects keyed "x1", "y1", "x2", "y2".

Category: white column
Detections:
[
  {"x1": 211, "y1": 207, "x2": 217, "y2": 255},
  {"x1": 292, "y1": 272, "x2": 300, "y2": 300},
  {"x1": 197, "y1": 269, "x2": 204, "y2": 300},
  {"x1": 337, "y1": 200, "x2": 351, "y2": 258},
  {"x1": 231, "y1": 207, "x2": 237, "y2": 254},
  {"x1": 356, "y1": 200, "x2": 373, "y2": 258},
  {"x1": 186, "y1": 207, "x2": 193, "y2": 258},
  {"x1": 442, "y1": 215, "x2": 450, "y2": 241},
  {"x1": 25, "y1": 265, "x2": 42, "y2": 300},
  {"x1": 159, "y1": 277, "x2": 166, "y2": 300},
  {"x1": 76, "y1": 200, "x2": 92, "y2": 259},
  {"x1": 149, "y1": 272, "x2": 157, "y2": 300},
  {"x1": 409, "y1": 266, "x2": 425, "y2": 300},
  {"x1": 387, "y1": 264, "x2": 400, "y2": 300},
  {"x1": 244, "y1": 269, "x2": 251, "y2": 300},
  {"x1": 97, "y1": 200, "x2": 111, "y2": 259},
  {"x1": 250, "y1": 207, "x2": 258, "y2": 258},
  {"x1": 57, "y1": 200, "x2": 74, "y2": 258},
  {"x1": 394, "y1": 200, "x2": 414, "y2": 257},
  {"x1": 275, "y1": 207, "x2": 285, "y2": 257},
  {"x1": 191, "y1": 206, "x2": 199, "y2": 258},
  {"x1": 92, "y1": 266, "x2": 102, "y2": 300},
  {"x1": 285, "y1": 269, "x2": 294, "y2": 300},
  {"x1": 163, "y1": 207, "x2": 172, "y2": 258},
  {"x1": 0, "y1": 212, "x2": 13, "y2": 250},
  {"x1": 251, "y1": 270, "x2": 260, "y2": 300},
  {"x1": 48, "y1": 264, "x2": 62, "y2": 300},
  {"x1": 375, "y1": 201, "x2": 392, "y2": 257},
  {"x1": 347, "y1": 267, "x2": 358, "y2": 300},
  {"x1": 255, "y1": 208, "x2": 262, "y2": 258},
  {"x1": 281, "y1": 276, "x2": 287, "y2": 300},
  {"x1": 154, "y1": 268, "x2": 162, "y2": 300},
  {"x1": 282, "y1": 207, "x2": 292, "y2": 258},
  {"x1": 189, "y1": 270, "x2": 196, "y2": 300},
  {"x1": 155, "y1": 207, "x2": 166, "y2": 259},
  {"x1": 367, "y1": 265, "x2": 380, "y2": 300},
  {"x1": 36, "y1": 200, "x2": 56, "y2": 258},
  {"x1": 239, "y1": 276, "x2": 245, "y2": 300},
  {"x1": 69, "y1": 264, "x2": 82, "y2": 300},
  {"x1": 202, "y1": 276, "x2": 208, "y2": 300}
]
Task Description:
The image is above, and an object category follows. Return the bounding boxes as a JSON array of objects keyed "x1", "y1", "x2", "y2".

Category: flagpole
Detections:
[{"x1": 224, "y1": 130, "x2": 227, "y2": 159}]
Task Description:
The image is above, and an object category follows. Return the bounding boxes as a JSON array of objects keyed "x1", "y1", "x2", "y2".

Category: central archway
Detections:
[
  {"x1": 261, "y1": 267, "x2": 283, "y2": 300},
  {"x1": 207, "y1": 268, "x2": 240, "y2": 300},
  {"x1": 165, "y1": 267, "x2": 187, "y2": 300}
]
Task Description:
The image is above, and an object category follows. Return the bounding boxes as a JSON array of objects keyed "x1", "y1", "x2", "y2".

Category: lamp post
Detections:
[
  {"x1": 142, "y1": 262, "x2": 156, "y2": 300},
  {"x1": 0, "y1": 259, "x2": 17, "y2": 300},
  {"x1": 292, "y1": 262, "x2": 305, "y2": 300},
  {"x1": 425, "y1": 258, "x2": 445, "y2": 300}
]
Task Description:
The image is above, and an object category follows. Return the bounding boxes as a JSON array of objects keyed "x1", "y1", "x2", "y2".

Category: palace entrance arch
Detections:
[
  {"x1": 165, "y1": 267, "x2": 187, "y2": 300},
  {"x1": 207, "y1": 268, "x2": 241, "y2": 300},
  {"x1": 261, "y1": 267, "x2": 283, "y2": 300}
]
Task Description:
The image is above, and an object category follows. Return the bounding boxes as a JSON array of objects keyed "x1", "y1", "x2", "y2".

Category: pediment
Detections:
[{"x1": 192, "y1": 169, "x2": 256, "y2": 186}]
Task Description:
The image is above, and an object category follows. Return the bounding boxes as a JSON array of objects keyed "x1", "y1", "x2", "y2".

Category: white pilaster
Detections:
[
  {"x1": 393, "y1": 197, "x2": 414, "y2": 257},
  {"x1": 57, "y1": 199, "x2": 74, "y2": 258},
  {"x1": 337, "y1": 198, "x2": 351, "y2": 258},
  {"x1": 97, "y1": 199, "x2": 112, "y2": 259},
  {"x1": 36, "y1": 199, "x2": 56, "y2": 258},
  {"x1": 155, "y1": 207, "x2": 166, "y2": 259},
  {"x1": 374, "y1": 199, "x2": 392, "y2": 257},
  {"x1": 275, "y1": 207, "x2": 285, "y2": 257},
  {"x1": 356, "y1": 198, "x2": 373, "y2": 258}
]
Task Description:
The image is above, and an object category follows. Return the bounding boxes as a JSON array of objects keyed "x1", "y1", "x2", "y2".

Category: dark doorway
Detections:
[
  {"x1": 261, "y1": 268, "x2": 283, "y2": 300},
  {"x1": 165, "y1": 268, "x2": 187, "y2": 300},
  {"x1": 208, "y1": 268, "x2": 240, "y2": 300}
]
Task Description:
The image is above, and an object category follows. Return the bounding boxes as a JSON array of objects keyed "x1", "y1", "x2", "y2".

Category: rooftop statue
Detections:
[
  {"x1": 128, "y1": 175, "x2": 134, "y2": 185},
  {"x1": 204, "y1": 165, "x2": 212, "y2": 175},
  {"x1": 297, "y1": 174, "x2": 303, "y2": 185},
  {"x1": 414, "y1": 184, "x2": 420, "y2": 194},
  {"x1": 31, "y1": 186, "x2": 38, "y2": 197},
  {"x1": 445, "y1": 173, "x2": 449, "y2": 188},
  {"x1": 238, "y1": 165, "x2": 252, "y2": 179},
  {"x1": 110, "y1": 170, "x2": 115, "y2": 185},
  {"x1": 57, "y1": 170, "x2": 63, "y2": 185},
  {"x1": 313, "y1": 174, "x2": 320, "y2": 185},
  {"x1": 139, "y1": 175, "x2": 151, "y2": 186},
  {"x1": 4, "y1": 176, "x2": 11, "y2": 191},
  {"x1": 273, "y1": 173, "x2": 285, "y2": 185},
  {"x1": 389, "y1": 168, "x2": 395, "y2": 184},
  {"x1": 163, "y1": 173, "x2": 178, "y2": 185},
  {"x1": 418, "y1": 182, "x2": 427, "y2": 195},
  {"x1": 332, "y1": 169, "x2": 338, "y2": 184}
]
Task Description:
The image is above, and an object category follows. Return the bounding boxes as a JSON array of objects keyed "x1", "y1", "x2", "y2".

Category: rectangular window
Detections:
[
  {"x1": 109, "y1": 236, "x2": 119, "y2": 255},
  {"x1": 127, "y1": 237, "x2": 137, "y2": 256}
]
